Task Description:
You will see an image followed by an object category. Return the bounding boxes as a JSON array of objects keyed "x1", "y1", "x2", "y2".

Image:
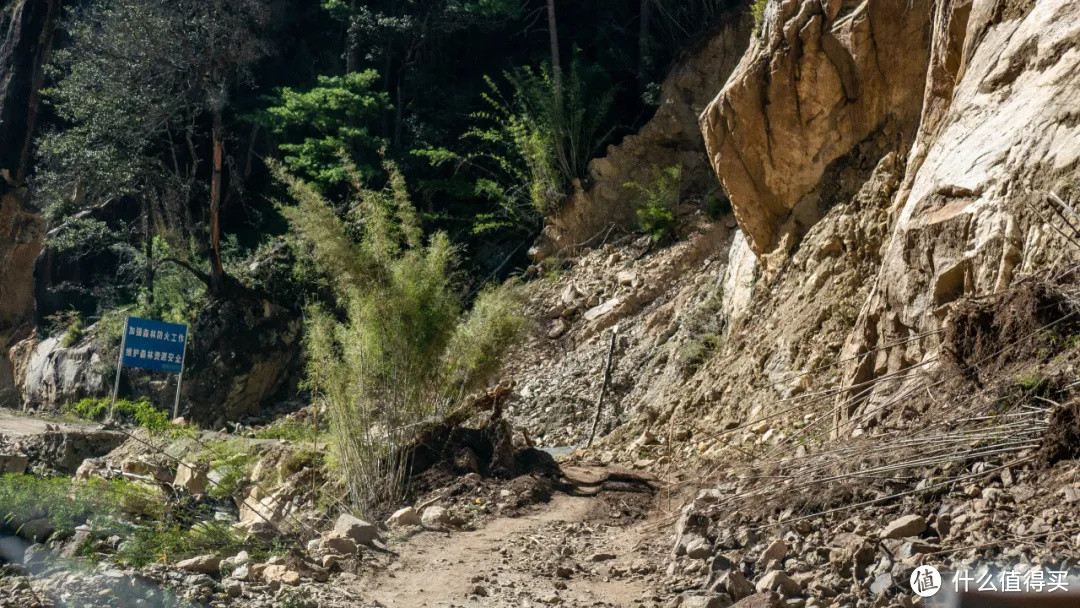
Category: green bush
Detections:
[
  {"x1": 439, "y1": 55, "x2": 615, "y2": 236},
  {"x1": 752, "y1": 0, "x2": 768, "y2": 32},
  {"x1": 705, "y1": 190, "x2": 733, "y2": 221},
  {"x1": 251, "y1": 418, "x2": 320, "y2": 443},
  {"x1": 275, "y1": 160, "x2": 525, "y2": 515},
  {"x1": 0, "y1": 475, "x2": 116, "y2": 536},
  {"x1": 264, "y1": 70, "x2": 391, "y2": 194},
  {"x1": 44, "y1": 310, "x2": 85, "y2": 346},
  {"x1": 628, "y1": 165, "x2": 682, "y2": 243},
  {"x1": 65, "y1": 397, "x2": 171, "y2": 432}
]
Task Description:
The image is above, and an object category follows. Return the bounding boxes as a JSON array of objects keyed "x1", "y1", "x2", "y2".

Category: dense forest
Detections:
[{"x1": 31, "y1": 0, "x2": 740, "y2": 329}]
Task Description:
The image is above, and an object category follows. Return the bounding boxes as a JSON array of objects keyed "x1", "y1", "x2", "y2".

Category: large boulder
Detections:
[
  {"x1": 178, "y1": 294, "x2": 301, "y2": 425},
  {"x1": 17, "y1": 427, "x2": 125, "y2": 474},
  {"x1": 10, "y1": 335, "x2": 108, "y2": 410},
  {"x1": 331, "y1": 513, "x2": 379, "y2": 546},
  {"x1": 700, "y1": 0, "x2": 933, "y2": 256}
]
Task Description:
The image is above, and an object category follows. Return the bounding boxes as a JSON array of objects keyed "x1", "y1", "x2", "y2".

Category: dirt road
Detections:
[{"x1": 357, "y1": 493, "x2": 658, "y2": 607}]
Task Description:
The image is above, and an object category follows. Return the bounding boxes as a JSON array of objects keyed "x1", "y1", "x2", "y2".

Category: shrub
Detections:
[
  {"x1": 252, "y1": 418, "x2": 319, "y2": 443},
  {"x1": 44, "y1": 310, "x2": 85, "y2": 346},
  {"x1": 705, "y1": 189, "x2": 733, "y2": 221},
  {"x1": 0, "y1": 475, "x2": 121, "y2": 536},
  {"x1": 65, "y1": 397, "x2": 171, "y2": 432},
  {"x1": 194, "y1": 439, "x2": 260, "y2": 501},
  {"x1": 435, "y1": 55, "x2": 615, "y2": 236},
  {"x1": 752, "y1": 0, "x2": 768, "y2": 32},
  {"x1": 628, "y1": 165, "x2": 682, "y2": 244},
  {"x1": 275, "y1": 160, "x2": 525, "y2": 515}
]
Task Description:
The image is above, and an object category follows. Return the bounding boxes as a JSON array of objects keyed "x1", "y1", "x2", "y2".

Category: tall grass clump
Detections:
[{"x1": 275, "y1": 160, "x2": 526, "y2": 515}]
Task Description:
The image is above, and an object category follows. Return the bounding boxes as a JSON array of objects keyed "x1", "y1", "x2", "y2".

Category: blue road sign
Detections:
[{"x1": 121, "y1": 317, "x2": 188, "y2": 373}]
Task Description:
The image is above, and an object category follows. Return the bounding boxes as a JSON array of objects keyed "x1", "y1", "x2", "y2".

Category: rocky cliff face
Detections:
[
  {"x1": 687, "y1": 0, "x2": 1080, "y2": 435},
  {"x1": 700, "y1": 0, "x2": 932, "y2": 257},
  {"x1": 0, "y1": 0, "x2": 56, "y2": 407},
  {"x1": 838, "y1": 0, "x2": 1080, "y2": 423},
  {"x1": 510, "y1": 0, "x2": 1080, "y2": 457}
]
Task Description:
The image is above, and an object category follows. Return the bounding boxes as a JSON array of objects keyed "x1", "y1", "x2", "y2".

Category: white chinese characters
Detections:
[{"x1": 952, "y1": 568, "x2": 1070, "y2": 593}]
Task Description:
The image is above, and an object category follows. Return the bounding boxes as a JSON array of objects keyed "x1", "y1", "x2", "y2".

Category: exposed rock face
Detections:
[
  {"x1": 0, "y1": 190, "x2": 43, "y2": 407},
  {"x1": 16, "y1": 427, "x2": 126, "y2": 474},
  {"x1": 0, "y1": 0, "x2": 57, "y2": 408},
  {"x1": 700, "y1": 0, "x2": 932, "y2": 256},
  {"x1": 534, "y1": 11, "x2": 752, "y2": 257},
  {"x1": 837, "y1": 0, "x2": 1080, "y2": 422},
  {"x1": 10, "y1": 335, "x2": 108, "y2": 409},
  {"x1": 180, "y1": 295, "x2": 302, "y2": 425}
]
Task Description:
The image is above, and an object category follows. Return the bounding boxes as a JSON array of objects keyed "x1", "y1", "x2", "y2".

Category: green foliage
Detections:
[
  {"x1": 444, "y1": 283, "x2": 529, "y2": 390},
  {"x1": 752, "y1": 0, "x2": 768, "y2": 32},
  {"x1": 628, "y1": 165, "x2": 682, "y2": 243},
  {"x1": 0, "y1": 474, "x2": 252, "y2": 567},
  {"x1": 251, "y1": 419, "x2": 320, "y2": 443},
  {"x1": 37, "y1": 0, "x2": 268, "y2": 219},
  {"x1": 276, "y1": 162, "x2": 524, "y2": 514},
  {"x1": 116, "y1": 516, "x2": 247, "y2": 568},
  {"x1": 44, "y1": 310, "x2": 85, "y2": 346},
  {"x1": 705, "y1": 190, "x2": 733, "y2": 221},
  {"x1": 65, "y1": 397, "x2": 171, "y2": 432},
  {"x1": 143, "y1": 238, "x2": 207, "y2": 325},
  {"x1": 46, "y1": 218, "x2": 114, "y2": 254},
  {"x1": 452, "y1": 56, "x2": 615, "y2": 234},
  {"x1": 265, "y1": 71, "x2": 391, "y2": 194},
  {"x1": 193, "y1": 440, "x2": 259, "y2": 501},
  {"x1": 0, "y1": 475, "x2": 146, "y2": 537}
]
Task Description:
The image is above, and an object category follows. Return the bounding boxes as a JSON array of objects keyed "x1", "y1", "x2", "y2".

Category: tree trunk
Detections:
[
  {"x1": 637, "y1": 0, "x2": 651, "y2": 92},
  {"x1": 143, "y1": 197, "x2": 154, "y2": 308},
  {"x1": 345, "y1": 0, "x2": 359, "y2": 73},
  {"x1": 546, "y1": 0, "x2": 563, "y2": 102},
  {"x1": 209, "y1": 108, "x2": 225, "y2": 292},
  {"x1": 15, "y1": 0, "x2": 59, "y2": 185},
  {"x1": 394, "y1": 75, "x2": 404, "y2": 149}
]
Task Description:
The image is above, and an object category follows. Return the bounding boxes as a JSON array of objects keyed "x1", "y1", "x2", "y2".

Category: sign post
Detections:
[{"x1": 108, "y1": 317, "x2": 189, "y2": 423}]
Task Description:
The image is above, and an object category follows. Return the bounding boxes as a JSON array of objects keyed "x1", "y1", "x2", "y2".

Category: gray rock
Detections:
[
  {"x1": 675, "y1": 591, "x2": 731, "y2": 608},
  {"x1": 420, "y1": 506, "x2": 450, "y2": 528},
  {"x1": 880, "y1": 515, "x2": 927, "y2": 539},
  {"x1": 0, "y1": 453, "x2": 28, "y2": 474},
  {"x1": 934, "y1": 513, "x2": 951, "y2": 538},
  {"x1": 686, "y1": 536, "x2": 714, "y2": 560},
  {"x1": 174, "y1": 462, "x2": 209, "y2": 494},
  {"x1": 175, "y1": 554, "x2": 221, "y2": 574},
  {"x1": 18, "y1": 518, "x2": 54, "y2": 543},
  {"x1": 758, "y1": 539, "x2": 787, "y2": 565},
  {"x1": 22, "y1": 544, "x2": 49, "y2": 567},
  {"x1": 386, "y1": 506, "x2": 421, "y2": 527},
  {"x1": 731, "y1": 592, "x2": 786, "y2": 608},
  {"x1": 755, "y1": 570, "x2": 801, "y2": 596},
  {"x1": 332, "y1": 513, "x2": 379, "y2": 545},
  {"x1": 320, "y1": 535, "x2": 357, "y2": 555},
  {"x1": 713, "y1": 569, "x2": 754, "y2": 601},
  {"x1": 870, "y1": 572, "x2": 893, "y2": 595}
]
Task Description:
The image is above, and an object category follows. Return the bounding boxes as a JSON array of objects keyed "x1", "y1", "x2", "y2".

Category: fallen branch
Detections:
[{"x1": 588, "y1": 325, "x2": 619, "y2": 447}]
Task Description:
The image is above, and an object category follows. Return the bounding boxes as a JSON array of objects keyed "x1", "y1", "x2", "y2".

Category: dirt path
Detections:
[
  {"x1": 0, "y1": 408, "x2": 98, "y2": 438},
  {"x1": 357, "y1": 493, "x2": 656, "y2": 607}
]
